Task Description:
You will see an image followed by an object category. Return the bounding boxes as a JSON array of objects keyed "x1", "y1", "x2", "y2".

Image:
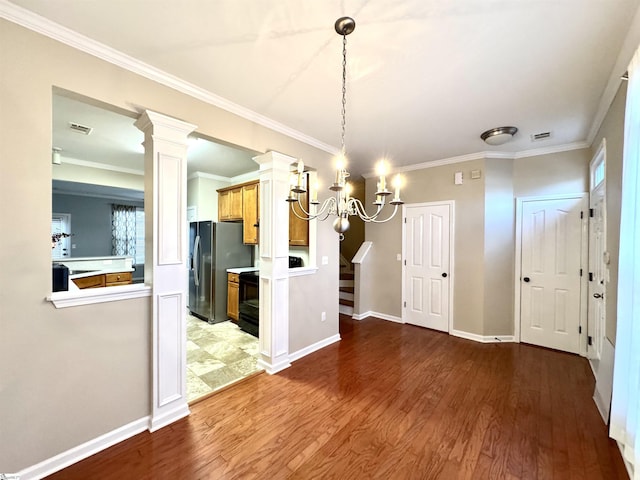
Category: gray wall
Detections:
[
  {"x1": 360, "y1": 149, "x2": 590, "y2": 338},
  {"x1": 52, "y1": 193, "x2": 143, "y2": 258},
  {"x1": 0, "y1": 19, "x2": 338, "y2": 473},
  {"x1": 591, "y1": 82, "x2": 627, "y2": 345}
]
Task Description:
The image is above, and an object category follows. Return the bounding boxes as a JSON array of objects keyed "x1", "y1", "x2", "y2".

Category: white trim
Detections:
[
  {"x1": 354, "y1": 311, "x2": 404, "y2": 323},
  {"x1": 514, "y1": 193, "x2": 589, "y2": 352},
  {"x1": 587, "y1": 5, "x2": 640, "y2": 145},
  {"x1": 288, "y1": 266, "x2": 318, "y2": 277},
  {"x1": 0, "y1": 1, "x2": 338, "y2": 157},
  {"x1": 17, "y1": 416, "x2": 149, "y2": 480},
  {"x1": 188, "y1": 171, "x2": 232, "y2": 182},
  {"x1": 616, "y1": 440, "x2": 635, "y2": 480},
  {"x1": 257, "y1": 357, "x2": 291, "y2": 375},
  {"x1": 361, "y1": 143, "x2": 590, "y2": 178},
  {"x1": 451, "y1": 329, "x2": 516, "y2": 343},
  {"x1": 289, "y1": 334, "x2": 341, "y2": 362},
  {"x1": 148, "y1": 402, "x2": 190, "y2": 432},
  {"x1": 47, "y1": 284, "x2": 151, "y2": 308},
  {"x1": 62, "y1": 157, "x2": 144, "y2": 176},
  {"x1": 352, "y1": 241, "x2": 372, "y2": 264}
]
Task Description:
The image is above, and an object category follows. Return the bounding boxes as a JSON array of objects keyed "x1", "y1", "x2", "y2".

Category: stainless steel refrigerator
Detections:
[{"x1": 189, "y1": 221, "x2": 253, "y2": 323}]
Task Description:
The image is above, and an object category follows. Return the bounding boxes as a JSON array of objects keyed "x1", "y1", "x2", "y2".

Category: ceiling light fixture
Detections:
[
  {"x1": 480, "y1": 126, "x2": 518, "y2": 146},
  {"x1": 287, "y1": 16, "x2": 403, "y2": 240}
]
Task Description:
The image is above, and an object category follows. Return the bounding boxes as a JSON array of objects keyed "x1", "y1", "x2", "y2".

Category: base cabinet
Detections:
[
  {"x1": 227, "y1": 273, "x2": 240, "y2": 321},
  {"x1": 72, "y1": 271, "x2": 132, "y2": 289}
]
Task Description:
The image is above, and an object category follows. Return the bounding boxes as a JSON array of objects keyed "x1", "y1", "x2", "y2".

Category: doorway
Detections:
[
  {"x1": 515, "y1": 194, "x2": 588, "y2": 354},
  {"x1": 588, "y1": 141, "x2": 607, "y2": 361},
  {"x1": 402, "y1": 202, "x2": 453, "y2": 332}
]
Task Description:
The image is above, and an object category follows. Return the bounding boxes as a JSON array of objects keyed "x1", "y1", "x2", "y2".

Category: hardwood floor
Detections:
[{"x1": 46, "y1": 316, "x2": 627, "y2": 479}]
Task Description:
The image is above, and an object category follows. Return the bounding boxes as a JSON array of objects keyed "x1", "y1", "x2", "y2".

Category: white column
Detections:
[
  {"x1": 253, "y1": 151, "x2": 296, "y2": 373},
  {"x1": 135, "y1": 110, "x2": 196, "y2": 432}
]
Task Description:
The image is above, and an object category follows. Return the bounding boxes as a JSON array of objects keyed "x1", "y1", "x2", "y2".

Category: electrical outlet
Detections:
[
  {"x1": 321, "y1": 311, "x2": 326, "y2": 322},
  {"x1": 321, "y1": 256, "x2": 329, "y2": 265},
  {"x1": 396, "y1": 253, "x2": 401, "y2": 261}
]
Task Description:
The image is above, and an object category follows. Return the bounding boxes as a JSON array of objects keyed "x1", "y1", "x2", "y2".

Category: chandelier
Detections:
[{"x1": 287, "y1": 16, "x2": 404, "y2": 240}]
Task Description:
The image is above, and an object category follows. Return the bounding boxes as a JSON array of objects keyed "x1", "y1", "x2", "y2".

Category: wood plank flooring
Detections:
[{"x1": 46, "y1": 316, "x2": 627, "y2": 479}]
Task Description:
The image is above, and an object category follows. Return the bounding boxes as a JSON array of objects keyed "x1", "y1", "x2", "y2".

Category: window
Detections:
[{"x1": 112, "y1": 204, "x2": 144, "y2": 265}]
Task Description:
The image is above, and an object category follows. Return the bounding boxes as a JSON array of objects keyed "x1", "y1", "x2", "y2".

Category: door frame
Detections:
[
  {"x1": 401, "y1": 200, "x2": 455, "y2": 333},
  {"x1": 514, "y1": 193, "x2": 589, "y2": 356}
]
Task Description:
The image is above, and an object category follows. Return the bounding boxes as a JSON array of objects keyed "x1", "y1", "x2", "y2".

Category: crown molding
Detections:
[
  {"x1": 61, "y1": 157, "x2": 144, "y2": 176},
  {"x1": 513, "y1": 141, "x2": 590, "y2": 159},
  {"x1": 0, "y1": 0, "x2": 339, "y2": 157},
  {"x1": 587, "y1": 4, "x2": 640, "y2": 144},
  {"x1": 361, "y1": 142, "x2": 590, "y2": 178},
  {"x1": 188, "y1": 171, "x2": 231, "y2": 182}
]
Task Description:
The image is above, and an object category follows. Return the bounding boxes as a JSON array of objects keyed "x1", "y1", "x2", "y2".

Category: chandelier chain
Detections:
[{"x1": 340, "y1": 34, "x2": 347, "y2": 158}]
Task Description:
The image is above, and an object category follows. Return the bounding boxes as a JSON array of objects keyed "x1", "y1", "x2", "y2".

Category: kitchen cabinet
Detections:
[
  {"x1": 218, "y1": 186, "x2": 243, "y2": 221},
  {"x1": 289, "y1": 174, "x2": 309, "y2": 246},
  {"x1": 105, "y1": 271, "x2": 133, "y2": 286},
  {"x1": 72, "y1": 271, "x2": 132, "y2": 289},
  {"x1": 242, "y1": 182, "x2": 259, "y2": 245},
  {"x1": 227, "y1": 272, "x2": 240, "y2": 321}
]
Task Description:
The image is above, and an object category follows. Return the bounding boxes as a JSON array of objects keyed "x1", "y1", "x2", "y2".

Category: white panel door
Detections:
[
  {"x1": 405, "y1": 203, "x2": 451, "y2": 332},
  {"x1": 520, "y1": 197, "x2": 585, "y2": 353}
]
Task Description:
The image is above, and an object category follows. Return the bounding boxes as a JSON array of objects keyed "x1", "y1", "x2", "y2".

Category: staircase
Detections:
[{"x1": 339, "y1": 270, "x2": 354, "y2": 316}]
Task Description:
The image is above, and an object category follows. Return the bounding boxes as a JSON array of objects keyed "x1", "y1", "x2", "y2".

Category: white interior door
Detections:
[
  {"x1": 519, "y1": 196, "x2": 586, "y2": 353},
  {"x1": 404, "y1": 203, "x2": 451, "y2": 332},
  {"x1": 588, "y1": 183, "x2": 606, "y2": 360}
]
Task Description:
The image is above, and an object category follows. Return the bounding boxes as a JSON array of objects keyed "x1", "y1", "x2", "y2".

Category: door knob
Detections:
[
  {"x1": 593, "y1": 293, "x2": 604, "y2": 299},
  {"x1": 441, "y1": 273, "x2": 448, "y2": 278},
  {"x1": 523, "y1": 277, "x2": 530, "y2": 282}
]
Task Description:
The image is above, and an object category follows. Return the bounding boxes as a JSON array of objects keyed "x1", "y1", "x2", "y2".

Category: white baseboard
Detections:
[
  {"x1": 451, "y1": 329, "x2": 515, "y2": 343},
  {"x1": 289, "y1": 334, "x2": 341, "y2": 362},
  {"x1": 257, "y1": 356, "x2": 291, "y2": 375},
  {"x1": 18, "y1": 416, "x2": 150, "y2": 480},
  {"x1": 352, "y1": 311, "x2": 403, "y2": 323},
  {"x1": 149, "y1": 402, "x2": 190, "y2": 432}
]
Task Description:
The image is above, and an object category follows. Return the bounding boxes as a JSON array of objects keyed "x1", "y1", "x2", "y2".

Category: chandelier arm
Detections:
[
  {"x1": 348, "y1": 198, "x2": 384, "y2": 221},
  {"x1": 362, "y1": 204, "x2": 401, "y2": 223},
  {"x1": 289, "y1": 197, "x2": 335, "y2": 221}
]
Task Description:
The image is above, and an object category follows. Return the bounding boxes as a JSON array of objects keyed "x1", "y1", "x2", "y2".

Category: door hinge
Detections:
[
  {"x1": 579, "y1": 326, "x2": 582, "y2": 334},
  {"x1": 580, "y1": 268, "x2": 583, "y2": 276},
  {"x1": 589, "y1": 272, "x2": 594, "y2": 282},
  {"x1": 588, "y1": 336, "x2": 593, "y2": 346},
  {"x1": 404, "y1": 301, "x2": 407, "y2": 308},
  {"x1": 580, "y1": 211, "x2": 584, "y2": 219},
  {"x1": 589, "y1": 208, "x2": 594, "y2": 217},
  {"x1": 404, "y1": 217, "x2": 407, "y2": 223},
  {"x1": 404, "y1": 260, "x2": 406, "y2": 266}
]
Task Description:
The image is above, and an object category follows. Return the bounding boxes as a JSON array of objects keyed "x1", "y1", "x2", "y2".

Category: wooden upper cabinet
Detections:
[
  {"x1": 289, "y1": 175, "x2": 309, "y2": 246},
  {"x1": 242, "y1": 182, "x2": 259, "y2": 245},
  {"x1": 218, "y1": 186, "x2": 243, "y2": 221}
]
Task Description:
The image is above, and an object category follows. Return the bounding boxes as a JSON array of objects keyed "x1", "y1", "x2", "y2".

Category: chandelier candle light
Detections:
[{"x1": 287, "y1": 16, "x2": 404, "y2": 240}]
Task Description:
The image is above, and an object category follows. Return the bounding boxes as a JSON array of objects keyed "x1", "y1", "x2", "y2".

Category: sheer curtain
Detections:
[
  {"x1": 610, "y1": 46, "x2": 640, "y2": 479},
  {"x1": 111, "y1": 204, "x2": 137, "y2": 257}
]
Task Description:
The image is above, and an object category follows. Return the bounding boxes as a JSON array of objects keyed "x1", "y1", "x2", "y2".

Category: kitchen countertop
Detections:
[
  {"x1": 227, "y1": 267, "x2": 259, "y2": 274},
  {"x1": 69, "y1": 268, "x2": 135, "y2": 280}
]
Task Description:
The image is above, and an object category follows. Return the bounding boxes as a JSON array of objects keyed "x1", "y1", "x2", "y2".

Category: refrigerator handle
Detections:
[{"x1": 193, "y1": 235, "x2": 201, "y2": 287}]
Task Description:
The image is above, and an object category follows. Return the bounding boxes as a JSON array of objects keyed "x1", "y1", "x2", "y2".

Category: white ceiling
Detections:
[{"x1": 8, "y1": 0, "x2": 640, "y2": 177}]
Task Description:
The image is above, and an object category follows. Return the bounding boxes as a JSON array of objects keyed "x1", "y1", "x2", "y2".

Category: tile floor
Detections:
[{"x1": 187, "y1": 314, "x2": 262, "y2": 402}]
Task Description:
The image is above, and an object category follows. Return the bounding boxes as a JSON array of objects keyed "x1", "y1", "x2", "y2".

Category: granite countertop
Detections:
[{"x1": 227, "y1": 267, "x2": 259, "y2": 274}]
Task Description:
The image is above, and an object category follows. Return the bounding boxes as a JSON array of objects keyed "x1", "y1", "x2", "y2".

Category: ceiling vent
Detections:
[
  {"x1": 68, "y1": 122, "x2": 93, "y2": 135},
  {"x1": 531, "y1": 131, "x2": 551, "y2": 142}
]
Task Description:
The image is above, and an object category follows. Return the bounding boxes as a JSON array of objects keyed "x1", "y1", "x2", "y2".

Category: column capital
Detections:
[
  {"x1": 253, "y1": 150, "x2": 297, "y2": 171},
  {"x1": 135, "y1": 110, "x2": 197, "y2": 143}
]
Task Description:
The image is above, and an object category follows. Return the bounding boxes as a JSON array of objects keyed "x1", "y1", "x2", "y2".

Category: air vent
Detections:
[
  {"x1": 68, "y1": 122, "x2": 93, "y2": 135},
  {"x1": 531, "y1": 131, "x2": 551, "y2": 141}
]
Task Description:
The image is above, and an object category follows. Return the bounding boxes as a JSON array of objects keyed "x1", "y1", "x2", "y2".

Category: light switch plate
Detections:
[
  {"x1": 454, "y1": 171, "x2": 463, "y2": 185},
  {"x1": 321, "y1": 256, "x2": 328, "y2": 265}
]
